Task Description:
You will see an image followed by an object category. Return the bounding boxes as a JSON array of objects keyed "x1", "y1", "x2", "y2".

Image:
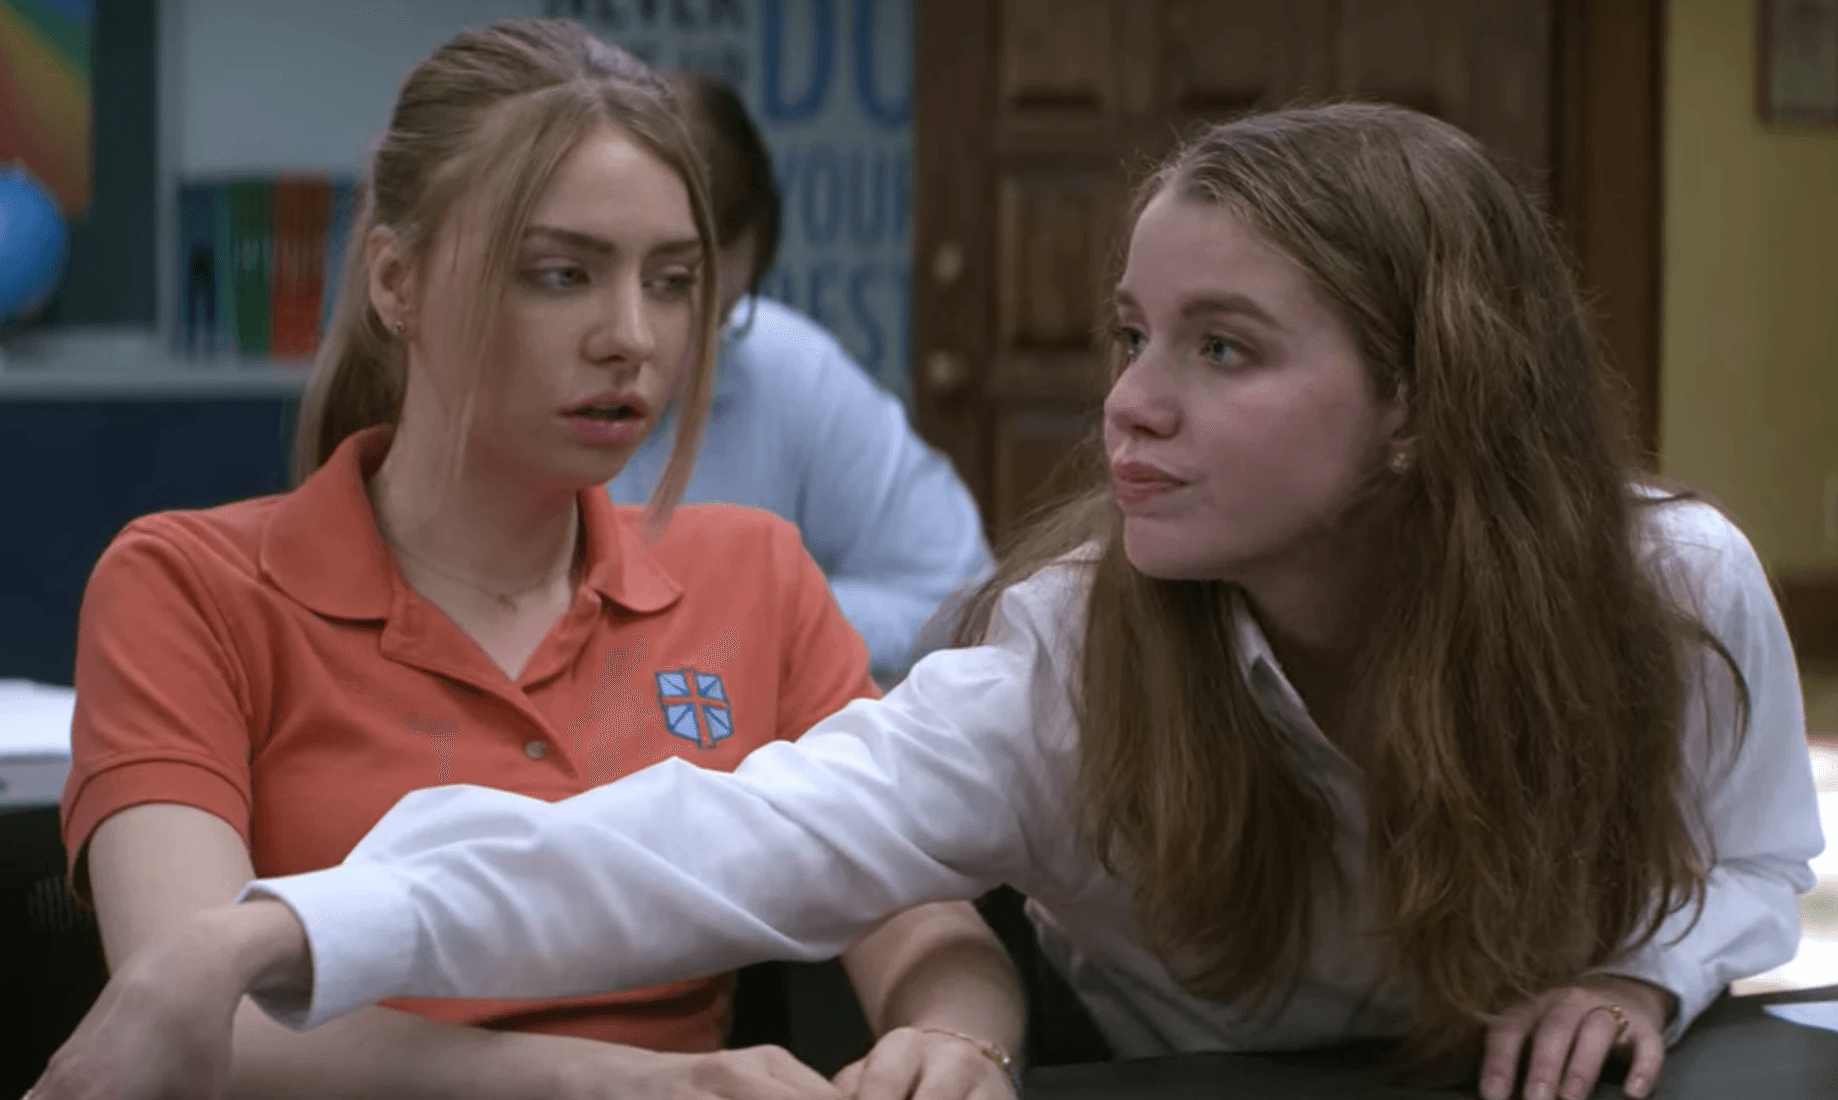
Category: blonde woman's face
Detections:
[
  {"x1": 417, "y1": 123, "x2": 704, "y2": 492},
  {"x1": 1102, "y1": 190, "x2": 1404, "y2": 582}
]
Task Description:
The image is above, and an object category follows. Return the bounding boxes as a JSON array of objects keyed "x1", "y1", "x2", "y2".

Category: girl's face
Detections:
[
  {"x1": 408, "y1": 123, "x2": 704, "y2": 493},
  {"x1": 1102, "y1": 189, "x2": 1405, "y2": 582}
]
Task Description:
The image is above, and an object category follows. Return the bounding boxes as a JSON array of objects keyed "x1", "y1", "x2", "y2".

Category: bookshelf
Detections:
[
  {"x1": 0, "y1": 325, "x2": 311, "y2": 399},
  {"x1": 0, "y1": 367, "x2": 310, "y2": 399}
]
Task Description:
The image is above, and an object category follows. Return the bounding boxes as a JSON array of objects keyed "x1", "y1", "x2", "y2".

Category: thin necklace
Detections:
[
  {"x1": 377, "y1": 513, "x2": 578, "y2": 613},
  {"x1": 383, "y1": 536, "x2": 553, "y2": 611}
]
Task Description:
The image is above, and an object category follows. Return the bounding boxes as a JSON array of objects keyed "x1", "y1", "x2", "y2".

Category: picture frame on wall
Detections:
[
  {"x1": 1758, "y1": 0, "x2": 1838, "y2": 124},
  {"x1": 0, "y1": 0, "x2": 95, "y2": 216}
]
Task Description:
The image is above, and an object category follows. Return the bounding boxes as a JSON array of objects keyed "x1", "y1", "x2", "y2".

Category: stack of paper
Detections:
[
  {"x1": 0, "y1": 679, "x2": 75, "y2": 809},
  {"x1": 1765, "y1": 1001, "x2": 1838, "y2": 1034}
]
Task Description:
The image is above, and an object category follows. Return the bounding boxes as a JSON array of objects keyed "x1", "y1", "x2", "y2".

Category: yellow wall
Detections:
[{"x1": 1662, "y1": 0, "x2": 1838, "y2": 571}]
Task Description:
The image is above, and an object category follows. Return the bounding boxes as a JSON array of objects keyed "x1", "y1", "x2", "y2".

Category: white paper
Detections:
[
  {"x1": 0, "y1": 679, "x2": 75, "y2": 760},
  {"x1": 1764, "y1": 1001, "x2": 1838, "y2": 1033}
]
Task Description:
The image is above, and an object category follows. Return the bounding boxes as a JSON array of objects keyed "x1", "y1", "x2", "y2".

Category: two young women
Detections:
[{"x1": 35, "y1": 17, "x2": 1823, "y2": 1100}]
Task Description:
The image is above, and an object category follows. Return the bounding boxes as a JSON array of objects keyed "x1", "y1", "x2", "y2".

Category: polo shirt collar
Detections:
[
  {"x1": 580, "y1": 487, "x2": 682, "y2": 614},
  {"x1": 260, "y1": 427, "x2": 396, "y2": 620},
  {"x1": 262, "y1": 425, "x2": 682, "y2": 620}
]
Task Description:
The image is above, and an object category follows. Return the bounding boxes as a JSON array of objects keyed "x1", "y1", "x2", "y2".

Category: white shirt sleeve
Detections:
[
  {"x1": 239, "y1": 569, "x2": 1085, "y2": 1031},
  {"x1": 1602, "y1": 504, "x2": 1825, "y2": 1043}
]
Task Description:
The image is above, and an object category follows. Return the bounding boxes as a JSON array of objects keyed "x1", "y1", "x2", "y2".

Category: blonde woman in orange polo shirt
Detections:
[{"x1": 54, "y1": 19, "x2": 1021, "y2": 1100}]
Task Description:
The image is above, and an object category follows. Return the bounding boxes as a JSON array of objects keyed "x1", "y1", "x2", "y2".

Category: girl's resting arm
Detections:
[
  {"x1": 67, "y1": 532, "x2": 680, "y2": 1100},
  {"x1": 242, "y1": 570, "x2": 1081, "y2": 1032},
  {"x1": 1602, "y1": 511, "x2": 1826, "y2": 1043}
]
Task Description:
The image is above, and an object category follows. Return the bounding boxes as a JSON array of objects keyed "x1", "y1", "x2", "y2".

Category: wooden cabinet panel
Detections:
[
  {"x1": 1336, "y1": 0, "x2": 1551, "y2": 176},
  {"x1": 996, "y1": 173, "x2": 1122, "y2": 352},
  {"x1": 1336, "y1": 0, "x2": 1473, "y2": 120},
  {"x1": 998, "y1": 0, "x2": 1117, "y2": 120},
  {"x1": 990, "y1": 165, "x2": 1118, "y2": 532},
  {"x1": 1161, "y1": 0, "x2": 1334, "y2": 120},
  {"x1": 993, "y1": 408, "x2": 1103, "y2": 532},
  {"x1": 1465, "y1": 0, "x2": 1553, "y2": 179}
]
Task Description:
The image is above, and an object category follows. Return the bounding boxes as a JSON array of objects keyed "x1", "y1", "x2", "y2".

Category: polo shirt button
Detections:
[{"x1": 524, "y1": 740, "x2": 549, "y2": 760}]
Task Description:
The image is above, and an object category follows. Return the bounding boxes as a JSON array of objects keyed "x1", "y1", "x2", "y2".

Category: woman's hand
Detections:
[
  {"x1": 1479, "y1": 974, "x2": 1673, "y2": 1100},
  {"x1": 27, "y1": 920, "x2": 250, "y2": 1099},
  {"x1": 552, "y1": 1044, "x2": 846, "y2": 1100},
  {"x1": 27, "y1": 900, "x2": 308, "y2": 1100},
  {"x1": 832, "y1": 1027, "x2": 1016, "y2": 1100}
]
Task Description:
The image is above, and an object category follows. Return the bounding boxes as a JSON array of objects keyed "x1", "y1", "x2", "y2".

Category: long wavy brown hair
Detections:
[{"x1": 958, "y1": 103, "x2": 1744, "y2": 1079}]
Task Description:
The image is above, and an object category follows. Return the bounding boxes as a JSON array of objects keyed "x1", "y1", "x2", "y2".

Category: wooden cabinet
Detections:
[{"x1": 915, "y1": 0, "x2": 1662, "y2": 538}]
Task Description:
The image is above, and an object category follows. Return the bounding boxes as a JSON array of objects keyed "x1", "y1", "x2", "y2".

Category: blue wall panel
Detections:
[{"x1": 0, "y1": 398, "x2": 297, "y2": 685}]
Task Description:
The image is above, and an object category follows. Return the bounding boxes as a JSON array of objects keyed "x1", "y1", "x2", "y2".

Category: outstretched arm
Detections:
[
  {"x1": 84, "y1": 804, "x2": 653, "y2": 1100},
  {"x1": 252, "y1": 616, "x2": 1059, "y2": 1029},
  {"x1": 31, "y1": 570, "x2": 1084, "y2": 1100}
]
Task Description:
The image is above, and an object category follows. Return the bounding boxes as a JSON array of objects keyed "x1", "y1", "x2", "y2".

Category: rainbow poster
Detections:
[{"x1": 0, "y1": 0, "x2": 93, "y2": 215}]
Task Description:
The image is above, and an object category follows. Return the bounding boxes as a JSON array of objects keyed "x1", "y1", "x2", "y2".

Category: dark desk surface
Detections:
[{"x1": 1024, "y1": 986, "x2": 1838, "y2": 1098}]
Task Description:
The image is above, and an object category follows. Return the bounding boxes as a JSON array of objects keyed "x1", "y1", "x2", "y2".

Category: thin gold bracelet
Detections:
[{"x1": 918, "y1": 1027, "x2": 1024, "y2": 1095}]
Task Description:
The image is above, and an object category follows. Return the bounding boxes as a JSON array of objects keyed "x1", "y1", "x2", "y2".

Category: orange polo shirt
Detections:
[{"x1": 61, "y1": 425, "x2": 877, "y2": 1052}]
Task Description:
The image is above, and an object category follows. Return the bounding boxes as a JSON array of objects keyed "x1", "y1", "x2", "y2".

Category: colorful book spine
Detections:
[
  {"x1": 321, "y1": 178, "x2": 357, "y2": 336},
  {"x1": 174, "y1": 174, "x2": 358, "y2": 362},
  {"x1": 173, "y1": 181, "x2": 221, "y2": 357},
  {"x1": 270, "y1": 177, "x2": 331, "y2": 360},
  {"x1": 267, "y1": 178, "x2": 297, "y2": 356},
  {"x1": 227, "y1": 178, "x2": 272, "y2": 357},
  {"x1": 213, "y1": 178, "x2": 236, "y2": 354}
]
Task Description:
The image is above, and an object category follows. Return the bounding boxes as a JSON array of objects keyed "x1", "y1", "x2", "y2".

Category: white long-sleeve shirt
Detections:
[
  {"x1": 605, "y1": 298, "x2": 992, "y2": 677},
  {"x1": 244, "y1": 498, "x2": 1824, "y2": 1054}
]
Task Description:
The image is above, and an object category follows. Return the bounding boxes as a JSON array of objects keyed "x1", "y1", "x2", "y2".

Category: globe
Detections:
[{"x1": 0, "y1": 165, "x2": 70, "y2": 323}]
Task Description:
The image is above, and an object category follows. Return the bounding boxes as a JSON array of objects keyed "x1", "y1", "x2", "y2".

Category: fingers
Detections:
[
  {"x1": 1480, "y1": 1000, "x2": 1540, "y2": 1100},
  {"x1": 760, "y1": 1048, "x2": 849, "y2": 1098},
  {"x1": 1520, "y1": 992, "x2": 1601, "y2": 1100},
  {"x1": 964, "y1": 1076, "x2": 1016, "y2": 1100},
  {"x1": 907, "y1": 1039, "x2": 1010, "y2": 1100},
  {"x1": 851, "y1": 1035, "x2": 924, "y2": 1100},
  {"x1": 835, "y1": 1028, "x2": 1014, "y2": 1100},
  {"x1": 1620, "y1": 1022, "x2": 1666, "y2": 1099},
  {"x1": 1481, "y1": 990, "x2": 1669, "y2": 1100},
  {"x1": 913, "y1": 1061, "x2": 1010, "y2": 1100},
  {"x1": 1557, "y1": 1008, "x2": 1623, "y2": 1100},
  {"x1": 722, "y1": 1045, "x2": 847, "y2": 1099}
]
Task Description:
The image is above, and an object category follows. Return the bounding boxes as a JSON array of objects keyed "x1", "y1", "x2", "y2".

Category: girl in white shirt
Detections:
[{"x1": 31, "y1": 103, "x2": 1822, "y2": 1100}]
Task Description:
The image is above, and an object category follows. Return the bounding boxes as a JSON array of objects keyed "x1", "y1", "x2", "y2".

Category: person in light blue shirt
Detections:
[{"x1": 608, "y1": 73, "x2": 990, "y2": 677}]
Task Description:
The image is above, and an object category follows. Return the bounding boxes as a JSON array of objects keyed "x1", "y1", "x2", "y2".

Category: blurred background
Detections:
[{"x1": 0, "y1": 0, "x2": 1833, "y2": 1052}]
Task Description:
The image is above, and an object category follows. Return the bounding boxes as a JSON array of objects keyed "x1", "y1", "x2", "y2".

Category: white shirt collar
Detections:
[
  {"x1": 1226, "y1": 585, "x2": 1276, "y2": 681},
  {"x1": 1226, "y1": 586, "x2": 1354, "y2": 771}
]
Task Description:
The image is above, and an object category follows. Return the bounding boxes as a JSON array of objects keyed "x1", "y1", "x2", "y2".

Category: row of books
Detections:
[{"x1": 173, "y1": 175, "x2": 357, "y2": 362}]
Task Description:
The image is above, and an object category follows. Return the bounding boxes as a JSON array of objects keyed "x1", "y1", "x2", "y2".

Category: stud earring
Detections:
[
  {"x1": 1388, "y1": 447, "x2": 1414, "y2": 475},
  {"x1": 392, "y1": 320, "x2": 406, "y2": 337}
]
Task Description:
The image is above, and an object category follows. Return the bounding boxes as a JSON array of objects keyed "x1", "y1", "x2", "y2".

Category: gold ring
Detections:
[{"x1": 1583, "y1": 1002, "x2": 1630, "y2": 1037}]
